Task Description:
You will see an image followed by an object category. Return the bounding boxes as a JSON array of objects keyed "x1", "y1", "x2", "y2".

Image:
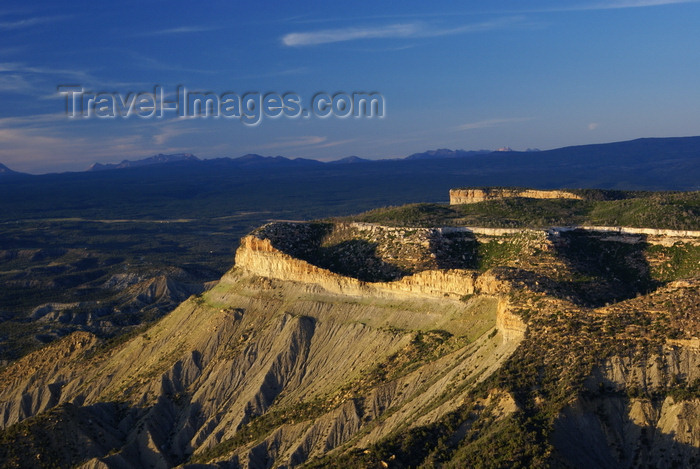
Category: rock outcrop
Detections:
[
  {"x1": 234, "y1": 234, "x2": 512, "y2": 299},
  {"x1": 450, "y1": 188, "x2": 583, "y2": 204},
  {"x1": 0, "y1": 218, "x2": 697, "y2": 468},
  {"x1": 0, "y1": 222, "x2": 530, "y2": 468},
  {"x1": 234, "y1": 227, "x2": 525, "y2": 342},
  {"x1": 552, "y1": 345, "x2": 700, "y2": 468}
]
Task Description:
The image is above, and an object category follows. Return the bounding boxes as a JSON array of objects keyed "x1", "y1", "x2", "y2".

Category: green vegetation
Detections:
[
  {"x1": 0, "y1": 402, "x2": 123, "y2": 468},
  {"x1": 1, "y1": 188, "x2": 696, "y2": 362},
  {"x1": 189, "y1": 399, "x2": 331, "y2": 464},
  {"x1": 347, "y1": 203, "x2": 458, "y2": 227},
  {"x1": 588, "y1": 192, "x2": 699, "y2": 229},
  {"x1": 668, "y1": 378, "x2": 700, "y2": 401},
  {"x1": 339, "y1": 330, "x2": 465, "y2": 394},
  {"x1": 305, "y1": 406, "x2": 550, "y2": 469},
  {"x1": 345, "y1": 191, "x2": 699, "y2": 230},
  {"x1": 307, "y1": 285, "x2": 697, "y2": 468},
  {"x1": 647, "y1": 243, "x2": 700, "y2": 282},
  {"x1": 0, "y1": 169, "x2": 698, "y2": 469},
  {"x1": 1, "y1": 205, "x2": 698, "y2": 467},
  {"x1": 191, "y1": 329, "x2": 469, "y2": 465},
  {"x1": 295, "y1": 228, "x2": 700, "y2": 468},
  {"x1": 477, "y1": 236, "x2": 528, "y2": 271}
]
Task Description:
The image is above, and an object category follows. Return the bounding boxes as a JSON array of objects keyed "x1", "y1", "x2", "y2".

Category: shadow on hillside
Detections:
[
  {"x1": 312, "y1": 239, "x2": 409, "y2": 282},
  {"x1": 551, "y1": 391, "x2": 700, "y2": 468},
  {"x1": 550, "y1": 231, "x2": 659, "y2": 307},
  {"x1": 428, "y1": 232, "x2": 479, "y2": 270},
  {"x1": 0, "y1": 401, "x2": 128, "y2": 467},
  {"x1": 262, "y1": 223, "x2": 409, "y2": 282},
  {"x1": 262, "y1": 222, "x2": 334, "y2": 260}
]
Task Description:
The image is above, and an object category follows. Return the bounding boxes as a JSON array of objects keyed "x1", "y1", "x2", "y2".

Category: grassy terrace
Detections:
[
  {"x1": 1, "y1": 188, "x2": 696, "y2": 362},
  {"x1": 340, "y1": 190, "x2": 699, "y2": 230}
]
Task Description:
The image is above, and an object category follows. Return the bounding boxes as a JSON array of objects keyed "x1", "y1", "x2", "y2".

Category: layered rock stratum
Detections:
[
  {"x1": 0, "y1": 217, "x2": 698, "y2": 468},
  {"x1": 449, "y1": 188, "x2": 584, "y2": 205}
]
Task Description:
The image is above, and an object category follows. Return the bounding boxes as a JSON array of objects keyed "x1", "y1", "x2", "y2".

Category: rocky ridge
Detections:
[
  {"x1": 0, "y1": 218, "x2": 697, "y2": 468},
  {"x1": 449, "y1": 188, "x2": 584, "y2": 205}
]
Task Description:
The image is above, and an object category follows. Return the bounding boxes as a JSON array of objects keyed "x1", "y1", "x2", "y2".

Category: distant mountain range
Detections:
[
  {"x1": 328, "y1": 155, "x2": 373, "y2": 164},
  {"x1": 87, "y1": 153, "x2": 200, "y2": 171},
  {"x1": 0, "y1": 149, "x2": 498, "y2": 176},
  {"x1": 226, "y1": 154, "x2": 321, "y2": 167},
  {"x1": 0, "y1": 137, "x2": 699, "y2": 190},
  {"x1": 0, "y1": 163, "x2": 19, "y2": 176},
  {"x1": 405, "y1": 149, "x2": 491, "y2": 160}
]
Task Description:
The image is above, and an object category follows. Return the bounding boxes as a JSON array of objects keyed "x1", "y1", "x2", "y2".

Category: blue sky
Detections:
[{"x1": 1, "y1": 0, "x2": 700, "y2": 173}]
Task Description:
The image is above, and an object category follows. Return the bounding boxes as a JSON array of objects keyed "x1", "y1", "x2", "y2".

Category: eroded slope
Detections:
[
  {"x1": 0, "y1": 219, "x2": 698, "y2": 469},
  {"x1": 0, "y1": 222, "x2": 527, "y2": 468}
]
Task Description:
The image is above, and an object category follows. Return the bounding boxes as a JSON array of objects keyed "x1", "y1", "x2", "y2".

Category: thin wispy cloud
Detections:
[
  {"x1": 0, "y1": 112, "x2": 68, "y2": 128},
  {"x1": 315, "y1": 138, "x2": 356, "y2": 149},
  {"x1": 151, "y1": 120, "x2": 204, "y2": 146},
  {"x1": 0, "y1": 74, "x2": 33, "y2": 93},
  {"x1": 0, "y1": 113, "x2": 197, "y2": 172},
  {"x1": 456, "y1": 117, "x2": 533, "y2": 131},
  {"x1": 279, "y1": 14, "x2": 313, "y2": 24},
  {"x1": 282, "y1": 17, "x2": 523, "y2": 47},
  {"x1": 593, "y1": 0, "x2": 698, "y2": 8},
  {"x1": 529, "y1": 0, "x2": 700, "y2": 12},
  {"x1": 271, "y1": 0, "x2": 697, "y2": 29},
  {"x1": 283, "y1": 24, "x2": 419, "y2": 47},
  {"x1": 0, "y1": 62, "x2": 95, "y2": 96},
  {"x1": 0, "y1": 62, "x2": 90, "y2": 81},
  {"x1": 277, "y1": 9, "x2": 530, "y2": 25},
  {"x1": 132, "y1": 25, "x2": 221, "y2": 37},
  {"x1": 258, "y1": 136, "x2": 328, "y2": 149},
  {"x1": 255, "y1": 136, "x2": 356, "y2": 157},
  {"x1": 0, "y1": 15, "x2": 71, "y2": 30},
  {"x1": 0, "y1": 126, "x2": 189, "y2": 173}
]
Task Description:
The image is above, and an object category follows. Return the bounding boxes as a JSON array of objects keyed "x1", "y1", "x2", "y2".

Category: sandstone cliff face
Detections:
[
  {"x1": 233, "y1": 233, "x2": 522, "y2": 340},
  {"x1": 495, "y1": 298, "x2": 528, "y2": 341},
  {"x1": 589, "y1": 346, "x2": 700, "y2": 391},
  {"x1": 0, "y1": 221, "x2": 531, "y2": 468},
  {"x1": 233, "y1": 235, "x2": 511, "y2": 300},
  {"x1": 252, "y1": 221, "x2": 482, "y2": 279},
  {"x1": 553, "y1": 395, "x2": 700, "y2": 468},
  {"x1": 1, "y1": 219, "x2": 697, "y2": 468},
  {"x1": 449, "y1": 188, "x2": 583, "y2": 204},
  {"x1": 552, "y1": 346, "x2": 700, "y2": 468},
  {"x1": 0, "y1": 265, "x2": 519, "y2": 468}
]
